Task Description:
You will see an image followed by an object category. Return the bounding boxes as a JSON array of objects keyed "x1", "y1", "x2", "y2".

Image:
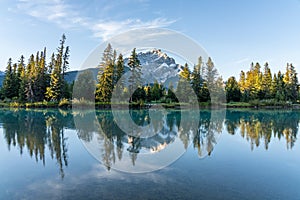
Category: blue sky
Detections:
[{"x1": 1, "y1": 0, "x2": 300, "y2": 79}]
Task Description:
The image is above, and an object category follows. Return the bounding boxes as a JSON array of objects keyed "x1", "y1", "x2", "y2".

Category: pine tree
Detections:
[
  {"x1": 45, "y1": 61, "x2": 62, "y2": 101},
  {"x1": 114, "y1": 53, "x2": 125, "y2": 97},
  {"x1": 166, "y1": 82, "x2": 177, "y2": 102},
  {"x1": 73, "y1": 70, "x2": 96, "y2": 101},
  {"x1": 276, "y1": 71, "x2": 285, "y2": 101},
  {"x1": 34, "y1": 48, "x2": 47, "y2": 101},
  {"x1": 225, "y1": 76, "x2": 241, "y2": 102},
  {"x1": 204, "y1": 57, "x2": 217, "y2": 86},
  {"x1": 270, "y1": 74, "x2": 277, "y2": 99},
  {"x1": 238, "y1": 70, "x2": 249, "y2": 101},
  {"x1": 62, "y1": 46, "x2": 70, "y2": 79},
  {"x1": 176, "y1": 63, "x2": 192, "y2": 103},
  {"x1": 191, "y1": 56, "x2": 203, "y2": 101},
  {"x1": 150, "y1": 80, "x2": 163, "y2": 101},
  {"x1": 45, "y1": 34, "x2": 69, "y2": 101},
  {"x1": 95, "y1": 43, "x2": 115, "y2": 102},
  {"x1": 11, "y1": 63, "x2": 19, "y2": 98},
  {"x1": 127, "y1": 48, "x2": 142, "y2": 102},
  {"x1": 261, "y1": 62, "x2": 272, "y2": 99},
  {"x1": 288, "y1": 64, "x2": 298, "y2": 102},
  {"x1": 18, "y1": 60, "x2": 27, "y2": 102},
  {"x1": 203, "y1": 57, "x2": 222, "y2": 102},
  {"x1": 17, "y1": 55, "x2": 26, "y2": 101},
  {"x1": 3, "y1": 58, "x2": 14, "y2": 99},
  {"x1": 26, "y1": 55, "x2": 35, "y2": 102}
]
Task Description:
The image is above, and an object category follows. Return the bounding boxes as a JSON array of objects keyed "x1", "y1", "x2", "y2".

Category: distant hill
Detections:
[
  {"x1": 0, "y1": 68, "x2": 99, "y2": 87},
  {"x1": 64, "y1": 68, "x2": 99, "y2": 84}
]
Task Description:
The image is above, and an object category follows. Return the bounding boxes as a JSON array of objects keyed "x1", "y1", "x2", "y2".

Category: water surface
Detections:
[{"x1": 0, "y1": 108, "x2": 299, "y2": 199}]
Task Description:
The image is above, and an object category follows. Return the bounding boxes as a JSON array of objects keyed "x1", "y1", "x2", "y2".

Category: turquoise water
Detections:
[{"x1": 0, "y1": 108, "x2": 299, "y2": 199}]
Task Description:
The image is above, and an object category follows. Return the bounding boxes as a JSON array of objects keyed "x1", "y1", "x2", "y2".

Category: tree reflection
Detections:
[
  {"x1": 77, "y1": 109, "x2": 224, "y2": 170},
  {"x1": 225, "y1": 110, "x2": 300, "y2": 150},
  {"x1": 1, "y1": 109, "x2": 299, "y2": 174},
  {"x1": 0, "y1": 109, "x2": 73, "y2": 178}
]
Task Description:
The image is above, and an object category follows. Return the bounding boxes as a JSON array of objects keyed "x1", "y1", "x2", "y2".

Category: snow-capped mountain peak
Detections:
[{"x1": 124, "y1": 49, "x2": 182, "y2": 85}]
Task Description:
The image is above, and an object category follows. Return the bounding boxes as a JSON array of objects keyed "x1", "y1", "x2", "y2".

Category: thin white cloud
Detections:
[
  {"x1": 233, "y1": 58, "x2": 250, "y2": 64},
  {"x1": 15, "y1": 0, "x2": 176, "y2": 41},
  {"x1": 92, "y1": 18, "x2": 176, "y2": 41}
]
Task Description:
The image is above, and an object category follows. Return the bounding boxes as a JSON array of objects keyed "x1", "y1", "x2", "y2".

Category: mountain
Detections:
[
  {"x1": 124, "y1": 49, "x2": 182, "y2": 85},
  {"x1": 0, "y1": 49, "x2": 182, "y2": 87}
]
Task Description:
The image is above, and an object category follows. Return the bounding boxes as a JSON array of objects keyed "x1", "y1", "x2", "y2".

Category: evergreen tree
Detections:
[
  {"x1": 238, "y1": 70, "x2": 249, "y2": 101},
  {"x1": 45, "y1": 34, "x2": 69, "y2": 101},
  {"x1": 3, "y1": 58, "x2": 14, "y2": 99},
  {"x1": 34, "y1": 48, "x2": 47, "y2": 101},
  {"x1": 270, "y1": 74, "x2": 277, "y2": 99},
  {"x1": 114, "y1": 53, "x2": 125, "y2": 97},
  {"x1": 11, "y1": 63, "x2": 19, "y2": 98},
  {"x1": 26, "y1": 55, "x2": 35, "y2": 102},
  {"x1": 150, "y1": 80, "x2": 164, "y2": 101},
  {"x1": 204, "y1": 57, "x2": 217, "y2": 86},
  {"x1": 17, "y1": 55, "x2": 26, "y2": 101},
  {"x1": 166, "y1": 82, "x2": 177, "y2": 102},
  {"x1": 95, "y1": 44, "x2": 115, "y2": 102},
  {"x1": 62, "y1": 46, "x2": 70, "y2": 79},
  {"x1": 127, "y1": 48, "x2": 142, "y2": 102},
  {"x1": 261, "y1": 62, "x2": 272, "y2": 99},
  {"x1": 276, "y1": 71, "x2": 285, "y2": 101},
  {"x1": 73, "y1": 70, "x2": 96, "y2": 101},
  {"x1": 45, "y1": 57, "x2": 62, "y2": 101},
  {"x1": 225, "y1": 76, "x2": 241, "y2": 102},
  {"x1": 18, "y1": 60, "x2": 27, "y2": 102},
  {"x1": 176, "y1": 63, "x2": 192, "y2": 103},
  {"x1": 283, "y1": 63, "x2": 298, "y2": 102},
  {"x1": 203, "y1": 57, "x2": 222, "y2": 102},
  {"x1": 191, "y1": 56, "x2": 203, "y2": 101}
]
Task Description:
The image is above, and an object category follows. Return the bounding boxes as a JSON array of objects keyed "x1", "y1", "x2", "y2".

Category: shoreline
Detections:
[{"x1": 0, "y1": 101, "x2": 299, "y2": 110}]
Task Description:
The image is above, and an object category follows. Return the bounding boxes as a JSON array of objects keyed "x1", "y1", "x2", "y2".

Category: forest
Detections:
[
  {"x1": 0, "y1": 35, "x2": 299, "y2": 107},
  {"x1": 0, "y1": 34, "x2": 72, "y2": 105}
]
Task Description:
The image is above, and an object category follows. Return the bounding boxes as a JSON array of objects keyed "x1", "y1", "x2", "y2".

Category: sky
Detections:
[{"x1": 0, "y1": 0, "x2": 300, "y2": 79}]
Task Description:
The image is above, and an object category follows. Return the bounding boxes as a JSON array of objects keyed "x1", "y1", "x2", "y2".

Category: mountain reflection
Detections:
[{"x1": 0, "y1": 109, "x2": 299, "y2": 174}]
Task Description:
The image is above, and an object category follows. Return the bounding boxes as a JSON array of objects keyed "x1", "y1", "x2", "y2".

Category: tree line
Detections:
[
  {"x1": 93, "y1": 44, "x2": 299, "y2": 104},
  {"x1": 1, "y1": 39, "x2": 299, "y2": 105},
  {"x1": 226, "y1": 62, "x2": 299, "y2": 103},
  {"x1": 0, "y1": 34, "x2": 72, "y2": 102},
  {"x1": 75, "y1": 43, "x2": 224, "y2": 104}
]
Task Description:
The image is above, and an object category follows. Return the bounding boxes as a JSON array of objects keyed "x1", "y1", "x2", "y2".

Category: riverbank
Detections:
[{"x1": 0, "y1": 100, "x2": 299, "y2": 110}]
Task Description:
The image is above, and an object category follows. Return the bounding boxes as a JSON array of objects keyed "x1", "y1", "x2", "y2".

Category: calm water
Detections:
[{"x1": 0, "y1": 108, "x2": 299, "y2": 200}]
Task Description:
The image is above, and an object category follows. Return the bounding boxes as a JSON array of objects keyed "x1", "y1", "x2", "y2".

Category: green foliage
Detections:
[
  {"x1": 46, "y1": 34, "x2": 69, "y2": 101},
  {"x1": 225, "y1": 76, "x2": 241, "y2": 102},
  {"x1": 237, "y1": 62, "x2": 300, "y2": 103},
  {"x1": 166, "y1": 82, "x2": 178, "y2": 103},
  {"x1": 1, "y1": 39, "x2": 299, "y2": 107},
  {"x1": 128, "y1": 48, "x2": 143, "y2": 102},
  {"x1": 191, "y1": 57, "x2": 203, "y2": 102},
  {"x1": 3, "y1": 58, "x2": 15, "y2": 99},
  {"x1": 73, "y1": 70, "x2": 95, "y2": 101},
  {"x1": 283, "y1": 63, "x2": 298, "y2": 102},
  {"x1": 131, "y1": 87, "x2": 146, "y2": 102},
  {"x1": 150, "y1": 80, "x2": 164, "y2": 101},
  {"x1": 0, "y1": 34, "x2": 70, "y2": 104},
  {"x1": 95, "y1": 44, "x2": 115, "y2": 102},
  {"x1": 176, "y1": 63, "x2": 193, "y2": 103}
]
